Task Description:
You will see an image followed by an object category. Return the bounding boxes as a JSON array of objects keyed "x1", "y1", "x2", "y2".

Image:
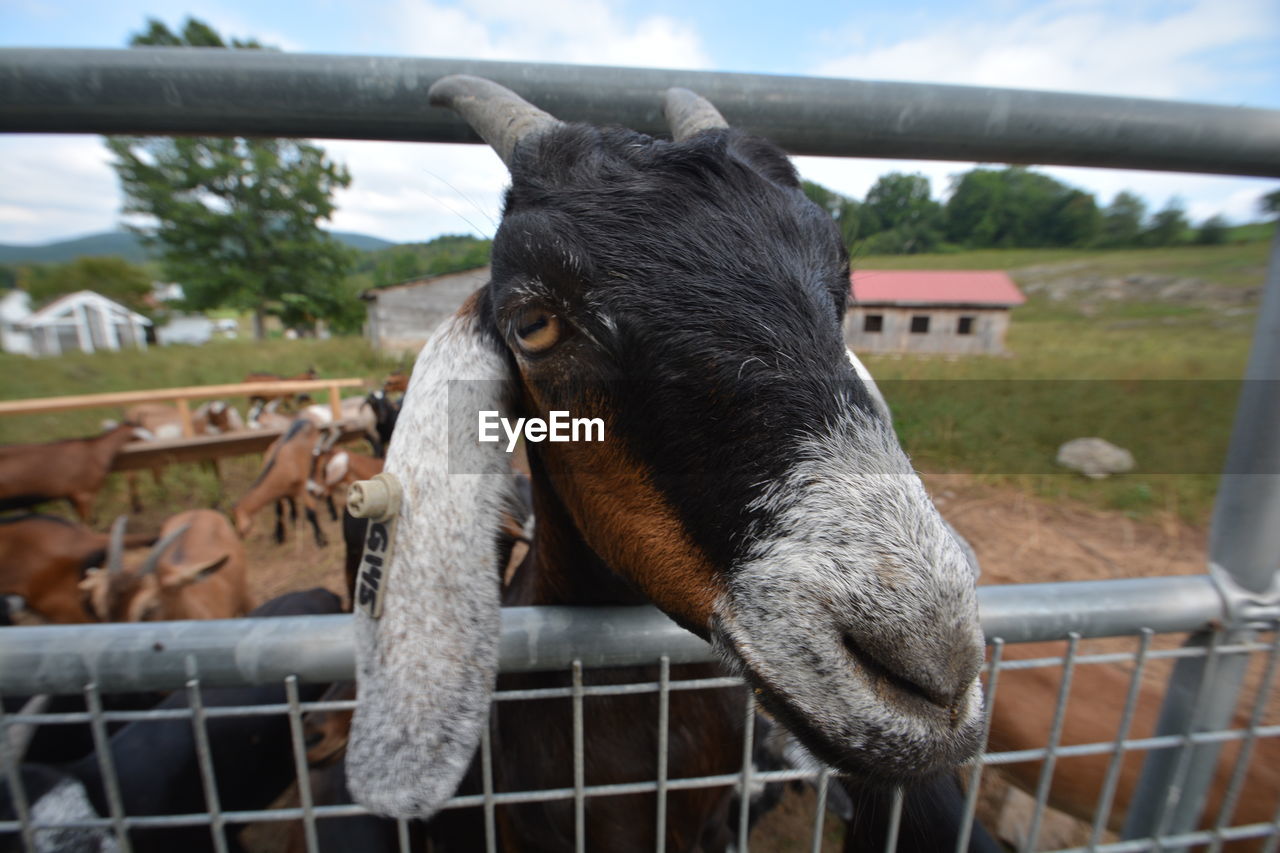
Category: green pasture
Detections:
[{"x1": 1, "y1": 240, "x2": 1271, "y2": 523}]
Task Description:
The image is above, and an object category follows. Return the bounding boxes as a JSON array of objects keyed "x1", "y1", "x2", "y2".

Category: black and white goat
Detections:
[{"x1": 345, "y1": 78, "x2": 985, "y2": 850}]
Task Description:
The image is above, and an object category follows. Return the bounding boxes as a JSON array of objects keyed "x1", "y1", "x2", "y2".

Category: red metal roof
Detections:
[{"x1": 850, "y1": 270, "x2": 1026, "y2": 307}]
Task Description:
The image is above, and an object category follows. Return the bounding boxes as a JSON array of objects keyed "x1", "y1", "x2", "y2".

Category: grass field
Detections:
[{"x1": 0, "y1": 239, "x2": 1272, "y2": 523}]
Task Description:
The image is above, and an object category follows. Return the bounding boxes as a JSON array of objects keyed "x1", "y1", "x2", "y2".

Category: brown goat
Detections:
[
  {"x1": 989, "y1": 642, "x2": 1279, "y2": 851},
  {"x1": 0, "y1": 424, "x2": 142, "y2": 523},
  {"x1": 79, "y1": 510, "x2": 250, "y2": 622},
  {"x1": 123, "y1": 401, "x2": 245, "y2": 440},
  {"x1": 245, "y1": 367, "x2": 319, "y2": 413},
  {"x1": 0, "y1": 514, "x2": 155, "y2": 623},
  {"x1": 232, "y1": 419, "x2": 327, "y2": 548},
  {"x1": 308, "y1": 438, "x2": 385, "y2": 520}
]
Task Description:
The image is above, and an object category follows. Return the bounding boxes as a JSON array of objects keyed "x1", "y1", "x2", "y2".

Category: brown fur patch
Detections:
[{"x1": 531, "y1": 410, "x2": 724, "y2": 632}]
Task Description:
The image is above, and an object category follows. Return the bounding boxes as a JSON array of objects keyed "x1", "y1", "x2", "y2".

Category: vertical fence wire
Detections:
[
  {"x1": 1089, "y1": 629, "x2": 1154, "y2": 850},
  {"x1": 958, "y1": 637, "x2": 1006, "y2": 853},
  {"x1": 1208, "y1": 630, "x2": 1280, "y2": 853},
  {"x1": 284, "y1": 676, "x2": 319, "y2": 853},
  {"x1": 655, "y1": 655, "x2": 670, "y2": 853},
  {"x1": 882, "y1": 787, "x2": 904, "y2": 853},
  {"x1": 737, "y1": 692, "x2": 756, "y2": 852},
  {"x1": 1263, "y1": 794, "x2": 1280, "y2": 853},
  {"x1": 810, "y1": 768, "x2": 831, "y2": 853},
  {"x1": 1023, "y1": 633, "x2": 1081, "y2": 853},
  {"x1": 1150, "y1": 631, "x2": 1225, "y2": 850},
  {"x1": 481, "y1": 716, "x2": 497, "y2": 853},
  {"x1": 572, "y1": 659, "x2": 585, "y2": 853},
  {"x1": 85, "y1": 682, "x2": 132, "y2": 853},
  {"x1": 185, "y1": 667, "x2": 229, "y2": 853},
  {"x1": 396, "y1": 818, "x2": 411, "y2": 853},
  {"x1": 0, "y1": 694, "x2": 37, "y2": 853}
]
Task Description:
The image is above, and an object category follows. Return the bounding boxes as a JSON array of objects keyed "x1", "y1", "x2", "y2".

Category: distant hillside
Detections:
[{"x1": 0, "y1": 229, "x2": 396, "y2": 265}]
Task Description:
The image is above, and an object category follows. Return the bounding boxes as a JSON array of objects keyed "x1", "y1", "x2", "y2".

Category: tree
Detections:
[
  {"x1": 1143, "y1": 198, "x2": 1190, "y2": 247},
  {"x1": 1100, "y1": 191, "x2": 1147, "y2": 247},
  {"x1": 106, "y1": 18, "x2": 354, "y2": 339},
  {"x1": 1196, "y1": 215, "x2": 1229, "y2": 245},
  {"x1": 945, "y1": 167, "x2": 1097, "y2": 249},
  {"x1": 860, "y1": 173, "x2": 943, "y2": 254}
]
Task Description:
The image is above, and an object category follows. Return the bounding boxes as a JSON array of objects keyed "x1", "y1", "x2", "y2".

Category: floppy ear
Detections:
[{"x1": 346, "y1": 293, "x2": 516, "y2": 818}]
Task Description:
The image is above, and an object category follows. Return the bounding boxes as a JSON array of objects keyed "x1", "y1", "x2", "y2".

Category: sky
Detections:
[{"x1": 2, "y1": 0, "x2": 1278, "y2": 246}]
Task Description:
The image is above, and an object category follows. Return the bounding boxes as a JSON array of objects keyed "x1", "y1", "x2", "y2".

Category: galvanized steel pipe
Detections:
[
  {"x1": 2, "y1": 48, "x2": 1279, "y2": 177},
  {"x1": 0, "y1": 577, "x2": 1231, "y2": 695}
]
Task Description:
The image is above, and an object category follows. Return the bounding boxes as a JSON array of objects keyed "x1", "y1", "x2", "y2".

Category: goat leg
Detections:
[{"x1": 274, "y1": 500, "x2": 287, "y2": 545}]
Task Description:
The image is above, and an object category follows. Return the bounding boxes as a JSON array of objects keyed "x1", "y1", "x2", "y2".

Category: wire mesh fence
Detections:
[{"x1": 2, "y1": 609, "x2": 1277, "y2": 853}]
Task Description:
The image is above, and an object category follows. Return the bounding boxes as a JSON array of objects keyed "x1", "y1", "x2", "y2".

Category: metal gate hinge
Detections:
[{"x1": 1208, "y1": 562, "x2": 1280, "y2": 629}]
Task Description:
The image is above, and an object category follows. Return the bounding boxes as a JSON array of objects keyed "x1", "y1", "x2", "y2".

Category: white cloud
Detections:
[
  {"x1": 815, "y1": 0, "x2": 1279, "y2": 103},
  {"x1": 323, "y1": 140, "x2": 508, "y2": 241},
  {"x1": 0, "y1": 136, "x2": 122, "y2": 244},
  {"x1": 381, "y1": 0, "x2": 709, "y2": 68}
]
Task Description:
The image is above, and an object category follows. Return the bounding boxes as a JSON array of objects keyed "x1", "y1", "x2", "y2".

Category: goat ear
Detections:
[
  {"x1": 159, "y1": 555, "x2": 230, "y2": 589},
  {"x1": 347, "y1": 293, "x2": 515, "y2": 819}
]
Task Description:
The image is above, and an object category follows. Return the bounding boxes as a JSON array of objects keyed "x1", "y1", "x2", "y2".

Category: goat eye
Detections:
[{"x1": 513, "y1": 306, "x2": 561, "y2": 354}]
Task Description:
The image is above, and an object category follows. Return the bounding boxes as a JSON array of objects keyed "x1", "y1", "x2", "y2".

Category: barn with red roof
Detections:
[{"x1": 844, "y1": 270, "x2": 1026, "y2": 356}]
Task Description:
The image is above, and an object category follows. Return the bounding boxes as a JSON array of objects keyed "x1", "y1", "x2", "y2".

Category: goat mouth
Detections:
[{"x1": 709, "y1": 611, "x2": 983, "y2": 783}]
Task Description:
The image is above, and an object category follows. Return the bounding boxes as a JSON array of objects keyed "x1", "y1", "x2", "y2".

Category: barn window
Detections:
[
  {"x1": 863, "y1": 314, "x2": 884, "y2": 333},
  {"x1": 910, "y1": 315, "x2": 930, "y2": 334},
  {"x1": 957, "y1": 315, "x2": 975, "y2": 335}
]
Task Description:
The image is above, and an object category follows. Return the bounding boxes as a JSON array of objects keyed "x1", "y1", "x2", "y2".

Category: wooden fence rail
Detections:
[{"x1": 0, "y1": 379, "x2": 366, "y2": 437}]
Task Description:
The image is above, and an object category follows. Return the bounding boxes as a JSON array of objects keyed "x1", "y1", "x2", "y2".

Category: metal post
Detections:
[{"x1": 1123, "y1": 231, "x2": 1280, "y2": 845}]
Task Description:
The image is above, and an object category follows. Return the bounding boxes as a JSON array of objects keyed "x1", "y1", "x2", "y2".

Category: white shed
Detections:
[
  {"x1": 18, "y1": 290, "x2": 151, "y2": 357},
  {"x1": 0, "y1": 290, "x2": 35, "y2": 356}
]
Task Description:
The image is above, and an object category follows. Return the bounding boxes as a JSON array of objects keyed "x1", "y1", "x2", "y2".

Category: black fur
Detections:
[
  {"x1": 0, "y1": 589, "x2": 342, "y2": 853},
  {"x1": 481, "y1": 125, "x2": 872, "y2": 588}
]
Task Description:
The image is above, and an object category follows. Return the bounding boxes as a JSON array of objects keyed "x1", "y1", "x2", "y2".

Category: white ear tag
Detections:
[{"x1": 348, "y1": 473, "x2": 403, "y2": 619}]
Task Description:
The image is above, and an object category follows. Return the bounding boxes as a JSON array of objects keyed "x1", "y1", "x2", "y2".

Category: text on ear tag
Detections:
[{"x1": 349, "y1": 474, "x2": 403, "y2": 619}]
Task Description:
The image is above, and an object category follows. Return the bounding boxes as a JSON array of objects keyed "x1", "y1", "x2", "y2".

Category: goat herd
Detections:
[{"x1": 2, "y1": 77, "x2": 1275, "y2": 853}]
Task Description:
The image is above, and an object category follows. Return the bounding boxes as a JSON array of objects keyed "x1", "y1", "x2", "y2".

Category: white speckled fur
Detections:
[
  {"x1": 346, "y1": 306, "x2": 514, "y2": 818},
  {"x1": 713, "y1": 406, "x2": 985, "y2": 778},
  {"x1": 29, "y1": 778, "x2": 119, "y2": 853}
]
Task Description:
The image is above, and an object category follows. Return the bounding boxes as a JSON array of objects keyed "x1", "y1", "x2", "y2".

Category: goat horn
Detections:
[
  {"x1": 107, "y1": 515, "x2": 127, "y2": 574},
  {"x1": 428, "y1": 74, "x2": 563, "y2": 168},
  {"x1": 663, "y1": 87, "x2": 729, "y2": 141},
  {"x1": 139, "y1": 523, "x2": 191, "y2": 577},
  {"x1": 6, "y1": 694, "x2": 51, "y2": 762}
]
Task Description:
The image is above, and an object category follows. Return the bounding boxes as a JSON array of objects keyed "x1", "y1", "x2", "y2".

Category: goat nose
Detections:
[{"x1": 841, "y1": 622, "x2": 981, "y2": 715}]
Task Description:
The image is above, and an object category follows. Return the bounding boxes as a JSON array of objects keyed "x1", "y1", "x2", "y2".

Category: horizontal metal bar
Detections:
[
  {"x1": 1, "y1": 49, "x2": 1278, "y2": 177},
  {"x1": 0, "y1": 577, "x2": 1229, "y2": 694}
]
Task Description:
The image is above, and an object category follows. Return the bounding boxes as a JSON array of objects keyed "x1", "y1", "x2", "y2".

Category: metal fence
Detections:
[{"x1": 2, "y1": 49, "x2": 1279, "y2": 853}]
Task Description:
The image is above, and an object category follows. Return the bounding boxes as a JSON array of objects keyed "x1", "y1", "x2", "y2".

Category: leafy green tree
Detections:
[
  {"x1": 105, "y1": 17, "x2": 353, "y2": 339},
  {"x1": 945, "y1": 167, "x2": 1097, "y2": 248},
  {"x1": 1100, "y1": 191, "x2": 1147, "y2": 247},
  {"x1": 1196, "y1": 215, "x2": 1229, "y2": 245},
  {"x1": 1047, "y1": 190, "x2": 1101, "y2": 247},
  {"x1": 860, "y1": 173, "x2": 943, "y2": 253},
  {"x1": 25, "y1": 257, "x2": 155, "y2": 318},
  {"x1": 1143, "y1": 198, "x2": 1190, "y2": 247}
]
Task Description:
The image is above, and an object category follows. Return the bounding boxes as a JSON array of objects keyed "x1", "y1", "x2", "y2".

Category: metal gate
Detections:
[{"x1": 1, "y1": 49, "x2": 1278, "y2": 852}]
